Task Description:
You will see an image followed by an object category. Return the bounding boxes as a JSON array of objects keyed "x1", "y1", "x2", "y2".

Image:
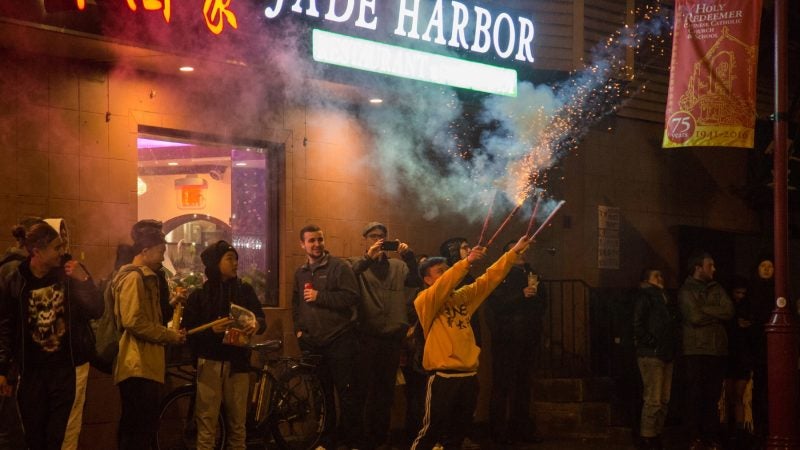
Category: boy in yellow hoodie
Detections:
[{"x1": 411, "y1": 235, "x2": 532, "y2": 450}]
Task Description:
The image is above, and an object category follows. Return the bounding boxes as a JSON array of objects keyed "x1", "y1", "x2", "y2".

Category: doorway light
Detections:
[{"x1": 137, "y1": 177, "x2": 147, "y2": 196}]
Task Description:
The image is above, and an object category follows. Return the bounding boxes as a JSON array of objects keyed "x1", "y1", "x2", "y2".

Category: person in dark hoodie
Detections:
[
  {"x1": 183, "y1": 240, "x2": 266, "y2": 450},
  {"x1": 293, "y1": 224, "x2": 361, "y2": 450},
  {"x1": 485, "y1": 240, "x2": 546, "y2": 445},
  {"x1": 0, "y1": 216, "x2": 45, "y2": 449},
  {"x1": 633, "y1": 268, "x2": 681, "y2": 450},
  {"x1": 0, "y1": 219, "x2": 102, "y2": 450}
]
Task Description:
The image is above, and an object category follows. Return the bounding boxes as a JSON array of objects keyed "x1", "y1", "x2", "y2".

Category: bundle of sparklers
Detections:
[{"x1": 476, "y1": 191, "x2": 566, "y2": 248}]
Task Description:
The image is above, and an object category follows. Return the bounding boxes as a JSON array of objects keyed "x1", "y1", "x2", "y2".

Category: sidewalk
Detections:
[{"x1": 381, "y1": 424, "x2": 701, "y2": 450}]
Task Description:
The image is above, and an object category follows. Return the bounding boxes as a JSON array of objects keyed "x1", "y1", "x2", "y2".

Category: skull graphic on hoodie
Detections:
[{"x1": 27, "y1": 285, "x2": 67, "y2": 352}]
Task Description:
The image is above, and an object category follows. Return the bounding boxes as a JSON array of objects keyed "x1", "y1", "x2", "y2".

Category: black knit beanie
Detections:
[
  {"x1": 201, "y1": 240, "x2": 238, "y2": 280},
  {"x1": 439, "y1": 237, "x2": 467, "y2": 267}
]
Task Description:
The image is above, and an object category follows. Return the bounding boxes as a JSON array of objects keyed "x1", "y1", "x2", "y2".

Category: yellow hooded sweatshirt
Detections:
[{"x1": 414, "y1": 249, "x2": 519, "y2": 373}]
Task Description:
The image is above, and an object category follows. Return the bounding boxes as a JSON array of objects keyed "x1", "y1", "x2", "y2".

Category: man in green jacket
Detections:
[{"x1": 679, "y1": 251, "x2": 734, "y2": 450}]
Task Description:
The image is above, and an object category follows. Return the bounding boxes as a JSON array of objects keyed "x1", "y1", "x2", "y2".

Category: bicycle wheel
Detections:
[
  {"x1": 155, "y1": 385, "x2": 226, "y2": 450},
  {"x1": 269, "y1": 368, "x2": 326, "y2": 450}
]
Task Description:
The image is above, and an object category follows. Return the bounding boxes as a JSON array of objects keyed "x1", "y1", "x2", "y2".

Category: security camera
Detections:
[{"x1": 209, "y1": 168, "x2": 225, "y2": 181}]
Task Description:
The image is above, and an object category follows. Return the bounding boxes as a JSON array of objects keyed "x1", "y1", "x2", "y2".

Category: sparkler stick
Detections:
[
  {"x1": 530, "y1": 201, "x2": 566, "y2": 240},
  {"x1": 525, "y1": 193, "x2": 543, "y2": 237},
  {"x1": 477, "y1": 191, "x2": 496, "y2": 247},
  {"x1": 187, "y1": 317, "x2": 233, "y2": 335},
  {"x1": 485, "y1": 203, "x2": 523, "y2": 247}
]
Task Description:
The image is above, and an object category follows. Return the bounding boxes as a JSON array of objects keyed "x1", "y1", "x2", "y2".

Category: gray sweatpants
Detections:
[{"x1": 195, "y1": 358, "x2": 249, "y2": 450}]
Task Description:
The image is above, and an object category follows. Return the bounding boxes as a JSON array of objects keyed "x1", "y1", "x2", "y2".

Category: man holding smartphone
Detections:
[{"x1": 349, "y1": 222, "x2": 422, "y2": 450}]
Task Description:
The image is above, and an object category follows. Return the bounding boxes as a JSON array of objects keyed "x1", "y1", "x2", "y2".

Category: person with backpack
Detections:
[
  {"x1": 0, "y1": 219, "x2": 102, "y2": 450},
  {"x1": 113, "y1": 220, "x2": 186, "y2": 450},
  {"x1": 91, "y1": 243, "x2": 137, "y2": 374},
  {"x1": 182, "y1": 240, "x2": 266, "y2": 450}
]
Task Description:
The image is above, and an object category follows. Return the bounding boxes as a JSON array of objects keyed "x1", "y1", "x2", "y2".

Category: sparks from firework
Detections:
[
  {"x1": 500, "y1": 2, "x2": 670, "y2": 203},
  {"x1": 362, "y1": 3, "x2": 670, "y2": 223}
]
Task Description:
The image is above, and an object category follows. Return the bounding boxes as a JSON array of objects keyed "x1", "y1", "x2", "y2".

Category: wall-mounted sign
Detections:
[
  {"x1": 662, "y1": 0, "x2": 762, "y2": 148},
  {"x1": 598, "y1": 205, "x2": 620, "y2": 270},
  {"x1": 73, "y1": 0, "x2": 238, "y2": 35},
  {"x1": 265, "y1": 0, "x2": 535, "y2": 64},
  {"x1": 175, "y1": 175, "x2": 208, "y2": 209},
  {"x1": 312, "y1": 29, "x2": 517, "y2": 96},
  {"x1": 75, "y1": 0, "x2": 533, "y2": 94},
  {"x1": 266, "y1": 0, "x2": 535, "y2": 95}
]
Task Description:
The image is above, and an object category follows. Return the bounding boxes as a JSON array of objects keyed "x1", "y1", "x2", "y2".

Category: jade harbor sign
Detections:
[
  {"x1": 76, "y1": 0, "x2": 534, "y2": 96},
  {"x1": 264, "y1": 0, "x2": 538, "y2": 96}
]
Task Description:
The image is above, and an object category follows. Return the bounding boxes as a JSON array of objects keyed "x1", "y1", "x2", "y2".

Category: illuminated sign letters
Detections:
[
  {"x1": 264, "y1": 0, "x2": 535, "y2": 63},
  {"x1": 312, "y1": 29, "x2": 518, "y2": 96}
]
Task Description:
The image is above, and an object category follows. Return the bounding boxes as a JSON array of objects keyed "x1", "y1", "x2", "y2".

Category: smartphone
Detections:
[{"x1": 380, "y1": 240, "x2": 399, "y2": 251}]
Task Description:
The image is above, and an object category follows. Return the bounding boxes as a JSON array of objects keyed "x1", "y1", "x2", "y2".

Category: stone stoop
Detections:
[{"x1": 532, "y1": 377, "x2": 617, "y2": 439}]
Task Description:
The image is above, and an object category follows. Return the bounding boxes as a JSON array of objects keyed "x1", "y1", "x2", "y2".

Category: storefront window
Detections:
[{"x1": 137, "y1": 126, "x2": 281, "y2": 305}]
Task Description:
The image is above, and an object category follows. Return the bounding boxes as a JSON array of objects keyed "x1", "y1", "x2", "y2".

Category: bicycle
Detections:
[{"x1": 155, "y1": 339, "x2": 327, "y2": 450}]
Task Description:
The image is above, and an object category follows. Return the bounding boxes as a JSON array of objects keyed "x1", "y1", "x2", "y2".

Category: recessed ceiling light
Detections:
[
  {"x1": 234, "y1": 162, "x2": 248, "y2": 167},
  {"x1": 167, "y1": 162, "x2": 179, "y2": 166},
  {"x1": 179, "y1": 66, "x2": 194, "y2": 72},
  {"x1": 369, "y1": 98, "x2": 383, "y2": 104}
]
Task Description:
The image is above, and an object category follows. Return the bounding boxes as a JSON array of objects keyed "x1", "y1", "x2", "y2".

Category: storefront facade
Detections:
[{"x1": 1, "y1": 0, "x2": 784, "y2": 445}]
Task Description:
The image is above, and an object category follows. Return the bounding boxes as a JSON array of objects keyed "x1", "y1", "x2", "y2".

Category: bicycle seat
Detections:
[{"x1": 249, "y1": 339, "x2": 283, "y2": 354}]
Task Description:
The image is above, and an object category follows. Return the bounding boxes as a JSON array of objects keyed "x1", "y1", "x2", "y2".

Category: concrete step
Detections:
[
  {"x1": 532, "y1": 377, "x2": 615, "y2": 403},
  {"x1": 531, "y1": 377, "x2": 619, "y2": 439},
  {"x1": 533, "y1": 400, "x2": 612, "y2": 438}
]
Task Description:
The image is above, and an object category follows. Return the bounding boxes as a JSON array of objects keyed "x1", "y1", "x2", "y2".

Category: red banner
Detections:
[{"x1": 663, "y1": 0, "x2": 762, "y2": 148}]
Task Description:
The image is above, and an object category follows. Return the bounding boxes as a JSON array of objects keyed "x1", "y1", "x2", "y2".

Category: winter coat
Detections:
[
  {"x1": 113, "y1": 264, "x2": 180, "y2": 384},
  {"x1": 633, "y1": 285, "x2": 682, "y2": 361},
  {"x1": 183, "y1": 278, "x2": 266, "y2": 372},
  {"x1": 679, "y1": 276, "x2": 734, "y2": 356},
  {"x1": 0, "y1": 259, "x2": 101, "y2": 378},
  {"x1": 292, "y1": 252, "x2": 361, "y2": 347},
  {"x1": 485, "y1": 263, "x2": 546, "y2": 343},
  {"x1": 348, "y1": 252, "x2": 418, "y2": 337}
]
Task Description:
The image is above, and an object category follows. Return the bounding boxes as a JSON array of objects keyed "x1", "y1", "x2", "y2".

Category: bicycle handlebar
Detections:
[{"x1": 248, "y1": 339, "x2": 283, "y2": 355}]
